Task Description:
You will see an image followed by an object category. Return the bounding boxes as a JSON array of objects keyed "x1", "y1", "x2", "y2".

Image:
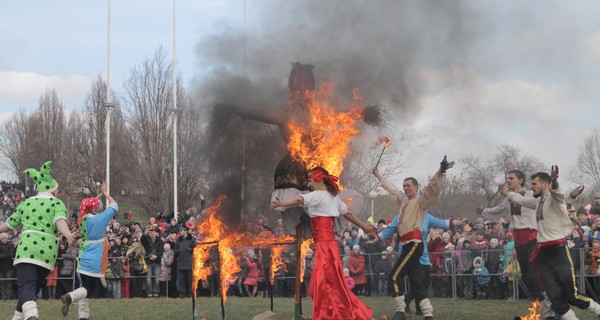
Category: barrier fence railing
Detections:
[{"x1": 1, "y1": 247, "x2": 599, "y2": 300}]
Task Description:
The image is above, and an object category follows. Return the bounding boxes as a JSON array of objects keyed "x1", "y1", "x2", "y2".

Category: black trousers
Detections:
[
  {"x1": 538, "y1": 243, "x2": 590, "y2": 316},
  {"x1": 404, "y1": 263, "x2": 432, "y2": 310},
  {"x1": 516, "y1": 238, "x2": 545, "y2": 300},
  {"x1": 80, "y1": 274, "x2": 103, "y2": 298},
  {"x1": 16, "y1": 263, "x2": 50, "y2": 311},
  {"x1": 178, "y1": 269, "x2": 192, "y2": 297},
  {"x1": 389, "y1": 242, "x2": 424, "y2": 300}
]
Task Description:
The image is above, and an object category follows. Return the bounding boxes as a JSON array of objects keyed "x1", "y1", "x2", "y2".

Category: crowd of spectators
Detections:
[{"x1": 3, "y1": 188, "x2": 600, "y2": 302}]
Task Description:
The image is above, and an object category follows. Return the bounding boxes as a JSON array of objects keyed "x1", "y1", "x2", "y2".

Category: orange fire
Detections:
[
  {"x1": 518, "y1": 299, "x2": 541, "y2": 320},
  {"x1": 380, "y1": 136, "x2": 391, "y2": 148},
  {"x1": 287, "y1": 83, "x2": 364, "y2": 178},
  {"x1": 192, "y1": 195, "x2": 238, "y2": 300},
  {"x1": 192, "y1": 197, "x2": 299, "y2": 299},
  {"x1": 300, "y1": 238, "x2": 314, "y2": 282},
  {"x1": 246, "y1": 231, "x2": 295, "y2": 284}
]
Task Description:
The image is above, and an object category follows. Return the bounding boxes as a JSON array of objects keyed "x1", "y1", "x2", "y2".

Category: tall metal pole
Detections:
[
  {"x1": 295, "y1": 226, "x2": 302, "y2": 320},
  {"x1": 105, "y1": 0, "x2": 112, "y2": 196},
  {"x1": 172, "y1": 0, "x2": 179, "y2": 223},
  {"x1": 240, "y1": 0, "x2": 247, "y2": 219}
]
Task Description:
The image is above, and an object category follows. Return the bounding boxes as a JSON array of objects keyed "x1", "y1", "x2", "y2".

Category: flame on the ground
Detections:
[
  {"x1": 246, "y1": 231, "x2": 295, "y2": 284},
  {"x1": 300, "y1": 238, "x2": 314, "y2": 282},
  {"x1": 287, "y1": 83, "x2": 364, "y2": 178},
  {"x1": 192, "y1": 197, "x2": 297, "y2": 299},
  {"x1": 518, "y1": 299, "x2": 541, "y2": 320},
  {"x1": 192, "y1": 195, "x2": 233, "y2": 300}
]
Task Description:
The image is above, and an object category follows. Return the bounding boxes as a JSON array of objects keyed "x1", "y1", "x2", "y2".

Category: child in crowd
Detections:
[
  {"x1": 473, "y1": 256, "x2": 490, "y2": 299},
  {"x1": 442, "y1": 243, "x2": 457, "y2": 298},
  {"x1": 343, "y1": 268, "x2": 355, "y2": 291},
  {"x1": 159, "y1": 243, "x2": 174, "y2": 297},
  {"x1": 502, "y1": 250, "x2": 520, "y2": 300},
  {"x1": 374, "y1": 250, "x2": 392, "y2": 296}
]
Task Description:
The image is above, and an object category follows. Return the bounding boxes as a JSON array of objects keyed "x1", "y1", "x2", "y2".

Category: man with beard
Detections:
[
  {"x1": 482, "y1": 170, "x2": 553, "y2": 318},
  {"x1": 499, "y1": 166, "x2": 598, "y2": 320}
]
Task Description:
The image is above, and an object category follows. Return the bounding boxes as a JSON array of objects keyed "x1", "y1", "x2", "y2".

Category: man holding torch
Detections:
[{"x1": 372, "y1": 155, "x2": 454, "y2": 320}]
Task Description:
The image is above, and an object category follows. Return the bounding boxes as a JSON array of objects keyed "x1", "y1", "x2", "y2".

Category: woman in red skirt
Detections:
[{"x1": 271, "y1": 166, "x2": 375, "y2": 320}]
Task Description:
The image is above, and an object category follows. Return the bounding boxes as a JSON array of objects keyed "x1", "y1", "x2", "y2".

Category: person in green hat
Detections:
[{"x1": 0, "y1": 161, "x2": 76, "y2": 320}]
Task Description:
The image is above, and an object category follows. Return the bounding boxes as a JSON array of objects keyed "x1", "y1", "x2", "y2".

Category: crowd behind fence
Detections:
[{"x1": 2, "y1": 247, "x2": 600, "y2": 301}]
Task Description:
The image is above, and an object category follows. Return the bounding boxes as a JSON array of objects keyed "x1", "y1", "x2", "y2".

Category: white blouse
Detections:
[{"x1": 301, "y1": 190, "x2": 348, "y2": 218}]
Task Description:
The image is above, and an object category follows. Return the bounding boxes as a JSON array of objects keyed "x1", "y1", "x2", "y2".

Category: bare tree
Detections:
[
  {"x1": 575, "y1": 129, "x2": 600, "y2": 188},
  {"x1": 462, "y1": 144, "x2": 546, "y2": 207},
  {"x1": 0, "y1": 90, "x2": 72, "y2": 191},
  {"x1": 429, "y1": 173, "x2": 483, "y2": 219},
  {"x1": 69, "y1": 75, "x2": 132, "y2": 196}
]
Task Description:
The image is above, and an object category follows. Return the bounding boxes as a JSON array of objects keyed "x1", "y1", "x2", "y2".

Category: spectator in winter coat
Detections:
[
  {"x1": 159, "y1": 243, "x2": 174, "y2": 297},
  {"x1": 344, "y1": 268, "x2": 355, "y2": 290},
  {"x1": 56, "y1": 241, "x2": 77, "y2": 298},
  {"x1": 141, "y1": 226, "x2": 164, "y2": 297},
  {"x1": 176, "y1": 226, "x2": 196, "y2": 298},
  {"x1": 165, "y1": 218, "x2": 180, "y2": 236},
  {"x1": 485, "y1": 238, "x2": 503, "y2": 298},
  {"x1": 0, "y1": 232, "x2": 16, "y2": 299},
  {"x1": 374, "y1": 251, "x2": 392, "y2": 296},
  {"x1": 349, "y1": 245, "x2": 367, "y2": 296},
  {"x1": 473, "y1": 256, "x2": 490, "y2": 299},
  {"x1": 106, "y1": 255, "x2": 124, "y2": 298},
  {"x1": 458, "y1": 239, "x2": 476, "y2": 299}
]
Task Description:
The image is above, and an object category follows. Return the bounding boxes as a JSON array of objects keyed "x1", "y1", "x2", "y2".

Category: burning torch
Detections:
[{"x1": 374, "y1": 136, "x2": 391, "y2": 168}]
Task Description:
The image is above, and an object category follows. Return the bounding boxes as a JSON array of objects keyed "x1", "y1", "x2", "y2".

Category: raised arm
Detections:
[
  {"x1": 372, "y1": 166, "x2": 403, "y2": 203},
  {"x1": 419, "y1": 155, "x2": 454, "y2": 209},
  {"x1": 101, "y1": 181, "x2": 117, "y2": 205}
]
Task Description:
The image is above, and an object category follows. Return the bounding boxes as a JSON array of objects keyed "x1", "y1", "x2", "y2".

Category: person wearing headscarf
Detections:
[
  {"x1": 0, "y1": 161, "x2": 75, "y2": 320},
  {"x1": 60, "y1": 181, "x2": 118, "y2": 320},
  {"x1": 270, "y1": 166, "x2": 375, "y2": 320}
]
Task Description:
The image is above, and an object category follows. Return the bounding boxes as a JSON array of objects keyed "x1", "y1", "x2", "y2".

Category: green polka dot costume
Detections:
[{"x1": 5, "y1": 161, "x2": 67, "y2": 270}]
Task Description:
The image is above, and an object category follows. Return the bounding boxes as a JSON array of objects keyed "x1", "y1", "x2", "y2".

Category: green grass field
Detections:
[{"x1": 1, "y1": 297, "x2": 599, "y2": 320}]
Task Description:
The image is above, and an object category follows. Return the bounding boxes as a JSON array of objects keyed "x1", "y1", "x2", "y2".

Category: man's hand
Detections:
[
  {"x1": 365, "y1": 237, "x2": 380, "y2": 246},
  {"x1": 570, "y1": 185, "x2": 585, "y2": 199},
  {"x1": 453, "y1": 218, "x2": 469, "y2": 226},
  {"x1": 64, "y1": 232, "x2": 76, "y2": 246},
  {"x1": 361, "y1": 223, "x2": 377, "y2": 238},
  {"x1": 551, "y1": 165, "x2": 559, "y2": 182},
  {"x1": 498, "y1": 183, "x2": 509, "y2": 197},
  {"x1": 372, "y1": 166, "x2": 380, "y2": 176},
  {"x1": 440, "y1": 155, "x2": 455, "y2": 174},
  {"x1": 101, "y1": 180, "x2": 108, "y2": 195}
]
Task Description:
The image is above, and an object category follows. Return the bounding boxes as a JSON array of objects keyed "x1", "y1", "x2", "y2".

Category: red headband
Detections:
[{"x1": 308, "y1": 170, "x2": 339, "y2": 192}]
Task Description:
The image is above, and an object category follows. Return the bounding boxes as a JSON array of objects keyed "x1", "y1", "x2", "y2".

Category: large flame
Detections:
[
  {"x1": 191, "y1": 195, "x2": 236, "y2": 300},
  {"x1": 300, "y1": 238, "x2": 314, "y2": 282},
  {"x1": 518, "y1": 299, "x2": 541, "y2": 320},
  {"x1": 287, "y1": 83, "x2": 364, "y2": 178},
  {"x1": 192, "y1": 196, "x2": 297, "y2": 300}
]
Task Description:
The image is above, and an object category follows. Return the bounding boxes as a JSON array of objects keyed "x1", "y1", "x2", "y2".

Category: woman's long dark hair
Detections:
[{"x1": 309, "y1": 166, "x2": 339, "y2": 196}]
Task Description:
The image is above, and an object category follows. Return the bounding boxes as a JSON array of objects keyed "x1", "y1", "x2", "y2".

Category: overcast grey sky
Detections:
[{"x1": 1, "y1": 1, "x2": 599, "y2": 189}]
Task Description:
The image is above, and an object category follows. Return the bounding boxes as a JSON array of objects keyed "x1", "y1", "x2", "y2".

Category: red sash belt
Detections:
[
  {"x1": 528, "y1": 238, "x2": 567, "y2": 262},
  {"x1": 400, "y1": 230, "x2": 423, "y2": 244},
  {"x1": 513, "y1": 228, "x2": 538, "y2": 247}
]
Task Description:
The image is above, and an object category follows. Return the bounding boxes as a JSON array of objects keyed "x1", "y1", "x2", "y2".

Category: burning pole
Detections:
[
  {"x1": 216, "y1": 246, "x2": 225, "y2": 320},
  {"x1": 374, "y1": 136, "x2": 391, "y2": 168}
]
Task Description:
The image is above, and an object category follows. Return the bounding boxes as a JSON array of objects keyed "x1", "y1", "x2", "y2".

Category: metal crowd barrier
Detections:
[{"x1": 2, "y1": 247, "x2": 599, "y2": 300}]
